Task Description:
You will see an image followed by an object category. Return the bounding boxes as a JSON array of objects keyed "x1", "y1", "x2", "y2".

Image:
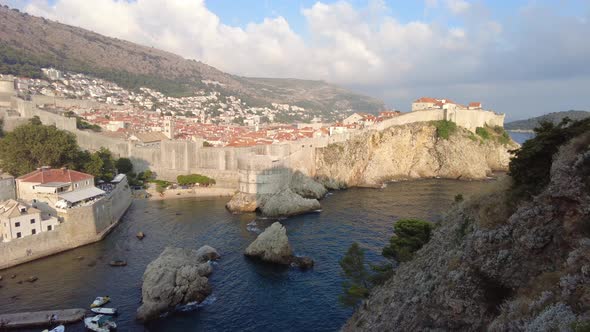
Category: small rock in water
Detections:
[
  {"x1": 136, "y1": 231, "x2": 145, "y2": 240},
  {"x1": 292, "y1": 256, "x2": 315, "y2": 270},
  {"x1": 10, "y1": 274, "x2": 16, "y2": 279},
  {"x1": 17, "y1": 280, "x2": 22, "y2": 284},
  {"x1": 76, "y1": 256, "x2": 84, "y2": 260},
  {"x1": 175, "y1": 212, "x2": 182, "y2": 215},
  {"x1": 109, "y1": 260, "x2": 127, "y2": 267},
  {"x1": 87, "y1": 261, "x2": 97, "y2": 267},
  {"x1": 27, "y1": 276, "x2": 38, "y2": 283},
  {"x1": 0, "y1": 275, "x2": 3, "y2": 281}
]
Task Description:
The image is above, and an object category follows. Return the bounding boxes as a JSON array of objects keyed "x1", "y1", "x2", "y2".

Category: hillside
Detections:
[
  {"x1": 505, "y1": 110, "x2": 590, "y2": 131},
  {"x1": 0, "y1": 5, "x2": 383, "y2": 113},
  {"x1": 343, "y1": 119, "x2": 590, "y2": 330}
]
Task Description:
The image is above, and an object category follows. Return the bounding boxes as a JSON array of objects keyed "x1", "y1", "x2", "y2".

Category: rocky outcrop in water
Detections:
[
  {"x1": 317, "y1": 123, "x2": 516, "y2": 187},
  {"x1": 259, "y1": 189, "x2": 321, "y2": 217},
  {"x1": 343, "y1": 132, "x2": 590, "y2": 330},
  {"x1": 226, "y1": 176, "x2": 324, "y2": 217},
  {"x1": 245, "y1": 222, "x2": 314, "y2": 269},
  {"x1": 136, "y1": 246, "x2": 220, "y2": 321}
]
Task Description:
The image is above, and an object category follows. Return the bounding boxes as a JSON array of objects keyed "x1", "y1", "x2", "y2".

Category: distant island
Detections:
[{"x1": 505, "y1": 110, "x2": 590, "y2": 131}]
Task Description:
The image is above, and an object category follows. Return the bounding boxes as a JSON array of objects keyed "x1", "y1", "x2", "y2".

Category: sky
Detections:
[{"x1": 5, "y1": 0, "x2": 590, "y2": 120}]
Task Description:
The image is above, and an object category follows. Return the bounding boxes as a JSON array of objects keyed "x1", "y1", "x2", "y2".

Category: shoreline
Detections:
[{"x1": 135, "y1": 187, "x2": 236, "y2": 201}]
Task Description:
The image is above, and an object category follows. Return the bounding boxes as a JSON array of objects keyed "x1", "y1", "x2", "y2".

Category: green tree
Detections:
[
  {"x1": 0, "y1": 122, "x2": 81, "y2": 176},
  {"x1": 339, "y1": 242, "x2": 371, "y2": 307},
  {"x1": 29, "y1": 115, "x2": 42, "y2": 126},
  {"x1": 509, "y1": 118, "x2": 590, "y2": 199},
  {"x1": 83, "y1": 147, "x2": 115, "y2": 182},
  {"x1": 115, "y1": 158, "x2": 133, "y2": 174},
  {"x1": 382, "y1": 219, "x2": 433, "y2": 262}
]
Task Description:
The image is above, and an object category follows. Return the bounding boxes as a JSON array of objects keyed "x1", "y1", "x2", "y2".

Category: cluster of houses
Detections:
[
  {"x1": 0, "y1": 167, "x2": 122, "y2": 243},
  {"x1": 411, "y1": 97, "x2": 483, "y2": 112}
]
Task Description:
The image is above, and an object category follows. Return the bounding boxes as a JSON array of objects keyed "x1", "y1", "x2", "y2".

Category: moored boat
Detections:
[
  {"x1": 84, "y1": 315, "x2": 116, "y2": 332},
  {"x1": 90, "y1": 307, "x2": 117, "y2": 315},
  {"x1": 90, "y1": 296, "x2": 110, "y2": 308},
  {"x1": 42, "y1": 325, "x2": 65, "y2": 332}
]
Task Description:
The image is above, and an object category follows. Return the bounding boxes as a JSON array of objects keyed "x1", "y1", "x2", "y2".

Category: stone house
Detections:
[
  {"x1": 0, "y1": 199, "x2": 59, "y2": 242},
  {"x1": 16, "y1": 167, "x2": 99, "y2": 209}
]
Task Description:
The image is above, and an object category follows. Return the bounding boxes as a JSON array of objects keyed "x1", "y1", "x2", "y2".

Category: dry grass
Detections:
[{"x1": 465, "y1": 176, "x2": 515, "y2": 229}]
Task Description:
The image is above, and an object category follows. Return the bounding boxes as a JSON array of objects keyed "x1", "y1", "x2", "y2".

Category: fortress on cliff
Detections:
[{"x1": 0, "y1": 75, "x2": 505, "y2": 199}]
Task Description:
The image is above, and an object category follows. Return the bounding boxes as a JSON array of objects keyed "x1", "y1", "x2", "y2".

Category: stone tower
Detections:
[{"x1": 163, "y1": 118, "x2": 175, "y2": 139}]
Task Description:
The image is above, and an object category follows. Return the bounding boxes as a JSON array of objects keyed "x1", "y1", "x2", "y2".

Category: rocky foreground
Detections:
[
  {"x1": 136, "y1": 245, "x2": 220, "y2": 321},
  {"x1": 343, "y1": 130, "x2": 590, "y2": 330},
  {"x1": 316, "y1": 122, "x2": 516, "y2": 187}
]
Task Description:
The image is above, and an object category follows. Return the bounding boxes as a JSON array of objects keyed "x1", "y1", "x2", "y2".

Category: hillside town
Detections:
[{"x1": 5, "y1": 70, "x2": 492, "y2": 148}]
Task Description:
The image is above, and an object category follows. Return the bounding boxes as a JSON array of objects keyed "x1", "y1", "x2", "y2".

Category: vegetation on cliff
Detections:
[
  {"x1": 343, "y1": 118, "x2": 590, "y2": 331},
  {"x1": 340, "y1": 219, "x2": 433, "y2": 307}
]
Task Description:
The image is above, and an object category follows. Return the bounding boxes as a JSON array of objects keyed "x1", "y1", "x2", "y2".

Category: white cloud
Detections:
[
  {"x1": 446, "y1": 0, "x2": 471, "y2": 14},
  {"x1": 17, "y1": 0, "x2": 590, "y2": 117}
]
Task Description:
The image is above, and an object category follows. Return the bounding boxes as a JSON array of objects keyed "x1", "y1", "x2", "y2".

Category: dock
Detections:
[{"x1": 0, "y1": 308, "x2": 85, "y2": 329}]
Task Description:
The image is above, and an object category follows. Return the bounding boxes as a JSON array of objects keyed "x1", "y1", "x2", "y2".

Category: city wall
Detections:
[
  {"x1": 0, "y1": 177, "x2": 132, "y2": 270},
  {"x1": 6, "y1": 96, "x2": 505, "y2": 193}
]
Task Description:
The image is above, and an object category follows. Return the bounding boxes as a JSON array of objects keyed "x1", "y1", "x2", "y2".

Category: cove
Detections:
[{"x1": 0, "y1": 179, "x2": 496, "y2": 332}]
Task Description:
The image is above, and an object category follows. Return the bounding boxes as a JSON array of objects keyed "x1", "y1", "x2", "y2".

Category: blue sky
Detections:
[{"x1": 10, "y1": 0, "x2": 590, "y2": 119}]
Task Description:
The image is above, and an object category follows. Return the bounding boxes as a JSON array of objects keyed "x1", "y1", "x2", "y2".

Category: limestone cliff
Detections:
[
  {"x1": 316, "y1": 123, "x2": 515, "y2": 187},
  {"x1": 343, "y1": 132, "x2": 590, "y2": 330}
]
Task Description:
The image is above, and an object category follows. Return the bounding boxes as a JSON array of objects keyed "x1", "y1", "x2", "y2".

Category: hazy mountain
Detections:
[
  {"x1": 0, "y1": 6, "x2": 384, "y2": 113},
  {"x1": 505, "y1": 110, "x2": 590, "y2": 131}
]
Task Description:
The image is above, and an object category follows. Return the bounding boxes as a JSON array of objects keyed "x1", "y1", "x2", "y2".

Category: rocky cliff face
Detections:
[
  {"x1": 316, "y1": 123, "x2": 515, "y2": 187},
  {"x1": 343, "y1": 133, "x2": 590, "y2": 331}
]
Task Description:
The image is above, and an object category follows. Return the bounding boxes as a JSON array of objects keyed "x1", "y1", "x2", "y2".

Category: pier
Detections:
[{"x1": 0, "y1": 309, "x2": 85, "y2": 329}]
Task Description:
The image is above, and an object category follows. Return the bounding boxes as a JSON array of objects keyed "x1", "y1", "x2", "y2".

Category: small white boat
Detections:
[
  {"x1": 42, "y1": 325, "x2": 65, "y2": 332},
  {"x1": 90, "y1": 296, "x2": 110, "y2": 308},
  {"x1": 90, "y1": 307, "x2": 117, "y2": 315},
  {"x1": 84, "y1": 315, "x2": 117, "y2": 332}
]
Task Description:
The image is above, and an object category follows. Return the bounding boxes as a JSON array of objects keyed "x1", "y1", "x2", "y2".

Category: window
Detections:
[
  {"x1": 15, "y1": 222, "x2": 20, "y2": 227},
  {"x1": 30, "y1": 219, "x2": 35, "y2": 224},
  {"x1": 32, "y1": 229, "x2": 36, "y2": 235},
  {"x1": 47, "y1": 225, "x2": 52, "y2": 231},
  {"x1": 16, "y1": 232, "x2": 21, "y2": 238}
]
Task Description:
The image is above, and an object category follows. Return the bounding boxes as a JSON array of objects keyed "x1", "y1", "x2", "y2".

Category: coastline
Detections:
[{"x1": 135, "y1": 187, "x2": 236, "y2": 201}]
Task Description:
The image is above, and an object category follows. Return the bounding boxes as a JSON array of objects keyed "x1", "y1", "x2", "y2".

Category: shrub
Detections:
[
  {"x1": 382, "y1": 219, "x2": 433, "y2": 262},
  {"x1": 177, "y1": 174, "x2": 216, "y2": 186},
  {"x1": 509, "y1": 118, "x2": 590, "y2": 200},
  {"x1": 339, "y1": 242, "x2": 371, "y2": 307},
  {"x1": 476, "y1": 127, "x2": 491, "y2": 140},
  {"x1": 433, "y1": 120, "x2": 457, "y2": 140}
]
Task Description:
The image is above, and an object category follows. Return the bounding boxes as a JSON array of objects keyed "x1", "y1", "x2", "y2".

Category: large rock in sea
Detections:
[
  {"x1": 290, "y1": 171, "x2": 328, "y2": 199},
  {"x1": 245, "y1": 222, "x2": 314, "y2": 269},
  {"x1": 245, "y1": 222, "x2": 293, "y2": 264},
  {"x1": 136, "y1": 246, "x2": 220, "y2": 321},
  {"x1": 226, "y1": 192, "x2": 258, "y2": 213},
  {"x1": 259, "y1": 189, "x2": 321, "y2": 217}
]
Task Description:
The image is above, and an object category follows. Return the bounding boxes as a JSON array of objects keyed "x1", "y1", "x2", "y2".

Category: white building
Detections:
[{"x1": 0, "y1": 199, "x2": 59, "y2": 242}]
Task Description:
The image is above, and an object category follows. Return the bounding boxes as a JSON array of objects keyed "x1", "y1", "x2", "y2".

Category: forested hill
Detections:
[
  {"x1": 505, "y1": 110, "x2": 590, "y2": 131},
  {"x1": 0, "y1": 5, "x2": 384, "y2": 113}
]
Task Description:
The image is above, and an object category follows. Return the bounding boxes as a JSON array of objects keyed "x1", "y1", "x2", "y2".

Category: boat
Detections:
[
  {"x1": 90, "y1": 296, "x2": 110, "y2": 308},
  {"x1": 90, "y1": 307, "x2": 118, "y2": 315},
  {"x1": 84, "y1": 315, "x2": 117, "y2": 332},
  {"x1": 108, "y1": 260, "x2": 127, "y2": 267},
  {"x1": 42, "y1": 325, "x2": 65, "y2": 332}
]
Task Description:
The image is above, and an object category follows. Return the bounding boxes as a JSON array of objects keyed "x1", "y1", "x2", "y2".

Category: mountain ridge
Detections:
[
  {"x1": 505, "y1": 110, "x2": 590, "y2": 131},
  {"x1": 0, "y1": 5, "x2": 384, "y2": 113}
]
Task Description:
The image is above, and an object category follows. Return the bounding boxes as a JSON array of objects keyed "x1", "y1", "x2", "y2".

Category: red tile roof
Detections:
[
  {"x1": 17, "y1": 168, "x2": 93, "y2": 184},
  {"x1": 414, "y1": 97, "x2": 438, "y2": 103},
  {"x1": 469, "y1": 102, "x2": 482, "y2": 107}
]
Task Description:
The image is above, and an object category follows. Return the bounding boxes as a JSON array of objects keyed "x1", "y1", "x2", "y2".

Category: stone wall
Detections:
[
  {"x1": 0, "y1": 177, "x2": 132, "y2": 270},
  {"x1": 0, "y1": 178, "x2": 16, "y2": 201}
]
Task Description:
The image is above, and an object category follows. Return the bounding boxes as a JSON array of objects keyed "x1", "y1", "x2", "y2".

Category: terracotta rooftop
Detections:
[
  {"x1": 17, "y1": 168, "x2": 93, "y2": 184},
  {"x1": 414, "y1": 97, "x2": 439, "y2": 103}
]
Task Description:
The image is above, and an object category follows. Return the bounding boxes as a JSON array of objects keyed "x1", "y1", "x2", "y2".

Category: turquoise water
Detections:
[{"x1": 0, "y1": 179, "x2": 496, "y2": 331}]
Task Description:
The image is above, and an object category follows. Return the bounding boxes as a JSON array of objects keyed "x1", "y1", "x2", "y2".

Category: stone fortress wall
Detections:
[
  {"x1": 0, "y1": 175, "x2": 132, "y2": 270},
  {"x1": 1, "y1": 93, "x2": 505, "y2": 195}
]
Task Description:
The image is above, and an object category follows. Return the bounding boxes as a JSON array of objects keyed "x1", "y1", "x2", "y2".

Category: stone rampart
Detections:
[
  {"x1": 31, "y1": 95, "x2": 127, "y2": 110},
  {"x1": 0, "y1": 177, "x2": 132, "y2": 270}
]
